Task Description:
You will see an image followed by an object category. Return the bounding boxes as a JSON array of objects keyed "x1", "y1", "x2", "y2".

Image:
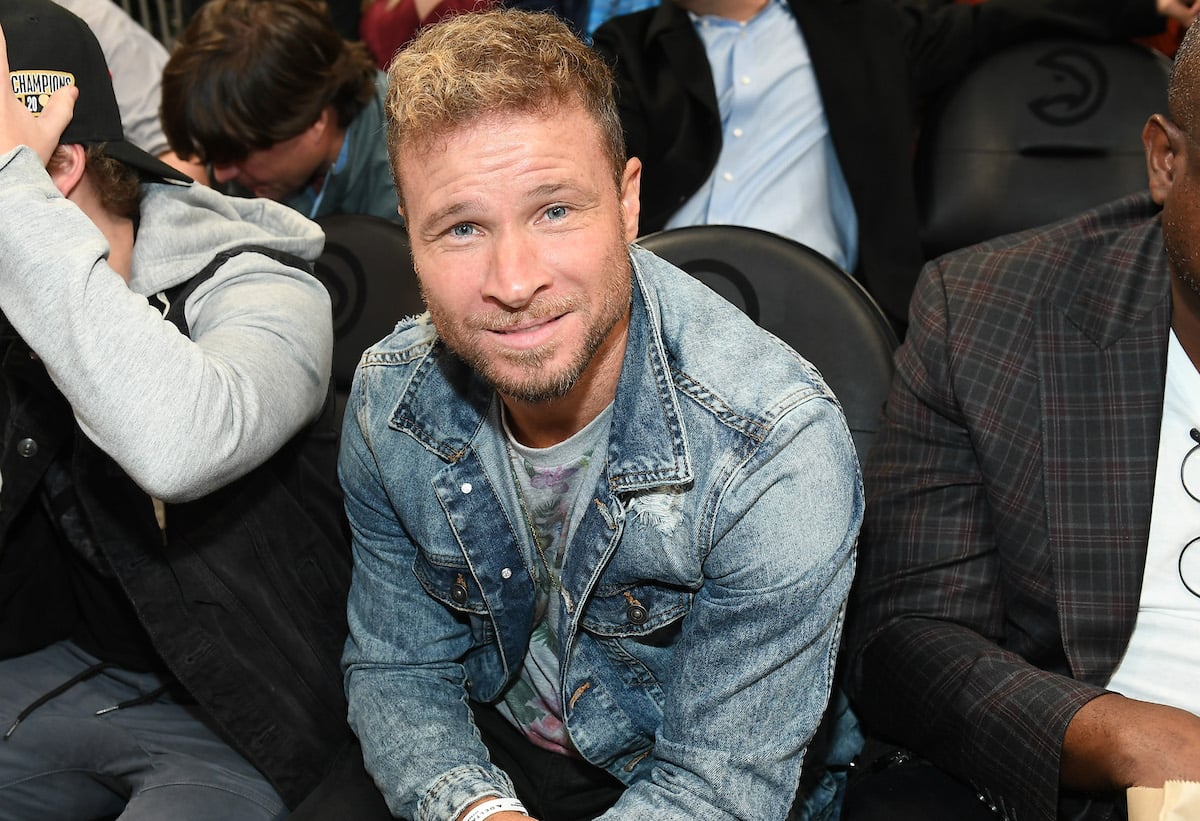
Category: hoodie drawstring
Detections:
[{"x1": 3, "y1": 661, "x2": 173, "y2": 740}]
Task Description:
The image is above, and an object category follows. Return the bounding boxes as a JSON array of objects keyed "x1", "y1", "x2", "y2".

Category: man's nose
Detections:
[{"x1": 481, "y1": 231, "x2": 552, "y2": 308}]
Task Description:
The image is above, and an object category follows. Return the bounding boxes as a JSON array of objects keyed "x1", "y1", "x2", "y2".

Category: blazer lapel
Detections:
[{"x1": 1037, "y1": 236, "x2": 1170, "y2": 684}]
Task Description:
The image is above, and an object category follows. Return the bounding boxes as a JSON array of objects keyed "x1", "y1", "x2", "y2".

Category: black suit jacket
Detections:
[
  {"x1": 591, "y1": 0, "x2": 1160, "y2": 326},
  {"x1": 846, "y1": 192, "x2": 1170, "y2": 821}
]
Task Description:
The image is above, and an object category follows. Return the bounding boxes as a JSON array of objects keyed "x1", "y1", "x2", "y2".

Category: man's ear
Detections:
[
  {"x1": 46, "y1": 143, "x2": 87, "y2": 198},
  {"x1": 620, "y1": 156, "x2": 642, "y2": 243},
  {"x1": 1145, "y1": 114, "x2": 1181, "y2": 206},
  {"x1": 309, "y1": 106, "x2": 335, "y2": 144}
]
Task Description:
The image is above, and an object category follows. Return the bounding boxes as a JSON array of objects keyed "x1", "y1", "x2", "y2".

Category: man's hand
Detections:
[
  {"x1": 1062, "y1": 693, "x2": 1200, "y2": 792},
  {"x1": 0, "y1": 21, "x2": 77, "y2": 165},
  {"x1": 1158, "y1": 0, "x2": 1200, "y2": 28}
]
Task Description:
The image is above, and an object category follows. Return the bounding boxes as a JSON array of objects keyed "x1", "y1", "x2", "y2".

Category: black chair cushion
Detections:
[{"x1": 636, "y1": 225, "x2": 898, "y2": 462}]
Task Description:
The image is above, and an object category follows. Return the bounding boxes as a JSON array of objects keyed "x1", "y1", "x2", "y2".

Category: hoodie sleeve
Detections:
[{"x1": 0, "y1": 146, "x2": 333, "y2": 502}]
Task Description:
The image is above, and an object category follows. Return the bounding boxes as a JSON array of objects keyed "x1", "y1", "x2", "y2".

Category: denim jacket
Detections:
[{"x1": 340, "y1": 246, "x2": 862, "y2": 821}]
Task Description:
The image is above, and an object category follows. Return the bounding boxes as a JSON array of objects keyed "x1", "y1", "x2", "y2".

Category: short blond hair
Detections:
[{"x1": 384, "y1": 9, "x2": 625, "y2": 203}]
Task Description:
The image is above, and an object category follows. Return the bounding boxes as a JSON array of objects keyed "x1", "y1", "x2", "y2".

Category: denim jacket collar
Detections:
[{"x1": 385, "y1": 247, "x2": 694, "y2": 494}]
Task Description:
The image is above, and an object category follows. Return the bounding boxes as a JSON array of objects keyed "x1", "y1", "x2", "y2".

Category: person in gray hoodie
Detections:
[{"x1": 0, "y1": 2, "x2": 364, "y2": 818}]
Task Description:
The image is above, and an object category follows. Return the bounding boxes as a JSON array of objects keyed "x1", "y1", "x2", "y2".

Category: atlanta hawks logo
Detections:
[{"x1": 9, "y1": 70, "x2": 75, "y2": 116}]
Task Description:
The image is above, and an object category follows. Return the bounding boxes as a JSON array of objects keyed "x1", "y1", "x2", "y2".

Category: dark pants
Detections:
[
  {"x1": 843, "y1": 754, "x2": 1000, "y2": 821},
  {"x1": 290, "y1": 740, "x2": 393, "y2": 821},
  {"x1": 293, "y1": 704, "x2": 627, "y2": 821},
  {"x1": 472, "y1": 703, "x2": 626, "y2": 821},
  {"x1": 0, "y1": 641, "x2": 286, "y2": 821}
]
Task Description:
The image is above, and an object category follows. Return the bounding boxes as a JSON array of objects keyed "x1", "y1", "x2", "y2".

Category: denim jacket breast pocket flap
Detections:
[
  {"x1": 412, "y1": 550, "x2": 488, "y2": 616},
  {"x1": 580, "y1": 583, "x2": 691, "y2": 639}
]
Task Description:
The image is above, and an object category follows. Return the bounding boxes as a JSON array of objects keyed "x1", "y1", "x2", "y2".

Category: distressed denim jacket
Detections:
[{"x1": 340, "y1": 246, "x2": 862, "y2": 821}]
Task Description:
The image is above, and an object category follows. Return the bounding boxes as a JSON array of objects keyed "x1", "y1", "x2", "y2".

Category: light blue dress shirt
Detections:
[{"x1": 666, "y1": 0, "x2": 859, "y2": 272}]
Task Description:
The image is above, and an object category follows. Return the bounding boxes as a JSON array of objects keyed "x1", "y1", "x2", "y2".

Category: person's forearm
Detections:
[{"x1": 1062, "y1": 692, "x2": 1200, "y2": 791}]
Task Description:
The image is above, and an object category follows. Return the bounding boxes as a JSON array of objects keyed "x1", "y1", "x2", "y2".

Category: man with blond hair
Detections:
[{"x1": 338, "y1": 9, "x2": 862, "y2": 821}]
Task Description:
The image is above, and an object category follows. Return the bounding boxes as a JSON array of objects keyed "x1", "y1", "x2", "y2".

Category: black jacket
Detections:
[{"x1": 0, "y1": 262, "x2": 354, "y2": 808}]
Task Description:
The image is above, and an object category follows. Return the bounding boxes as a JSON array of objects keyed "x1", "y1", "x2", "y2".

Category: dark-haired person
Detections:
[
  {"x1": 0, "y1": 1, "x2": 358, "y2": 817},
  {"x1": 162, "y1": 0, "x2": 400, "y2": 222}
]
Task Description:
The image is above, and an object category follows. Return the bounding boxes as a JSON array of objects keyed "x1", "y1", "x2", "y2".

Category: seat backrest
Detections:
[
  {"x1": 636, "y1": 225, "x2": 898, "y2": 463},
  {"x1": 313, "y1": 214, "x2": 425, "y2": 396},
  {"x1": 916, "y1": 38, "x2": 1170, "y2": 260}
]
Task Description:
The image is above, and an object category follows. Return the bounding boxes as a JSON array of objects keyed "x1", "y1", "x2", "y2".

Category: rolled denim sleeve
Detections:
[
  {"x1": 601, "y1": 393, "x2": 862, "y2": 820},
  {"x1": 338, "y1": 379, "x2": 518, "y2": 821}
]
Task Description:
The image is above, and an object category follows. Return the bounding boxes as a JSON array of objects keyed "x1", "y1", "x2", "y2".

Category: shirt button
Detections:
[
  {"x1": 460, "y1": 482, "x2": 472, "y2": 494},
  {"x1": 16, "y1": 438, "x2": 38, "y2": 458},
  {"x1": 626, "y1": 604, "x2": 649, "y2": 625},
  {"x1": 732, "y1": 127, "x2": 744, "y2": 138},
  {"x1": 740, "y1": 75, "x2": 751, "y2": 85},
  {"x1": 501, "y1": 567, "x2": 512, "y2": 579},
  {"x1": 722, "y1": 172, "x2": 734, "y2": 182},
  {"x1": 451, "y1": 583, "x2": 468, "y2": 603}
]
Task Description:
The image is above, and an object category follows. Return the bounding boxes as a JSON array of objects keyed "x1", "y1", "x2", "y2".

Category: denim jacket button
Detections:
[
  {"x1": 16, "y1": 437, "x2": 38, "y2": 458},
  {"x1": 626, "y1": 604, "x2": 648, "y2": 625},
  {"x1": 501, "y1": 567, "x2": 512, "y2": 579},
  {"x1": 460, "y1": 482, "x2": 472, "y2": 494},
  {"x1": 451, "y1": 583, "x2": 468, "y2": 603}
]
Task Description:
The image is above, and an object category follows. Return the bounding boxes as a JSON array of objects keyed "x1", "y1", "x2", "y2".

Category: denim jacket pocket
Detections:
[
  {"x1": 579, "y1": 582, "x2": 691, "y2": 638},
  {"x1": 412, "y1": 550, "x2": 499, "y2": 651},
  {"x1": 412, "y1": 550, "x2": 487, "y2": 614}
]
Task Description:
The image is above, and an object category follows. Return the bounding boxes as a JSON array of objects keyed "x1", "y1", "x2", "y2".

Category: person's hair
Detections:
[
  {"x1": 160, "y1": 0, "x2": 377, "y2": 164},
  {"x1": 384, "y1": 9, "x2": 626, "y2": 205},
  {"x1": 1170, "y1": 22, "x2": 1200, "y2": 136},
  {"x1": 48, "y1": 144, "x2": 142, "y2": 219}
]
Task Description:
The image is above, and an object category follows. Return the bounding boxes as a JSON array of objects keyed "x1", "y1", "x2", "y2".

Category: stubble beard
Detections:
[
  {"x1": 1165, "y1": 212, "x2": 1200, "y2": 300},
  {"x1": 1177, "y1": 265, "x2": 1200, "y2": 300},
  {"x1": 424, "y1": 249, "x2": 632, "y2": 404}
]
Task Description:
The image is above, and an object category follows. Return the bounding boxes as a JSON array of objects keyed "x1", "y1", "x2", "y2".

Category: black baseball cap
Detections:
[{"x1": 1, "y1": 0, "x2": 191, "y2": 184}]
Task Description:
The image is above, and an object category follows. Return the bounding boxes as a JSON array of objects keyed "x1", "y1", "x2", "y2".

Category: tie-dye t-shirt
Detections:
[{"x1": 496, "y1": 404, "x2": 612, "y2": 755}]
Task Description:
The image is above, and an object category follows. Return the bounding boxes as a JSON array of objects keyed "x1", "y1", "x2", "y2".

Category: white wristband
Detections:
[{"x1": 460, "y1": 797, "x2": 528, "y2": 821}]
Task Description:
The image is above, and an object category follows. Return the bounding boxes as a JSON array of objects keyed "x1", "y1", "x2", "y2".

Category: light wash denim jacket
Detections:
[{"x1": 339, "y1": 246, "x2": 862, "y2": 821}]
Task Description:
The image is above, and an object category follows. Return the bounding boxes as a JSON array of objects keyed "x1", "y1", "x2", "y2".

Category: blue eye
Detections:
[
  {"x1": 451, "y1": 224, "x2": 476, "y2": 237},
  {"x1": 545, "y1": 205, "x2": 568, "y2": 220}
]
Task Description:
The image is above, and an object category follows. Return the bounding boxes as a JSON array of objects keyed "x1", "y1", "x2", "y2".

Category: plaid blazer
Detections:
[{"x1": 846, "y1": 191, "x2": 1171, "y2": 821}]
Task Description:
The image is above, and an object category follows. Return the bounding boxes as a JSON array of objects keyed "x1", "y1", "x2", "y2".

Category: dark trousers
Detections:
[
  {"x1": 843, "y1": 755, "x2": 1001, "y2": 821},
  {"x1": 472, "y1": 702, "x2": 626, "y2": 821},
  {"x1": 293, "y1": 705, "x2": 627, "y2": 821}
]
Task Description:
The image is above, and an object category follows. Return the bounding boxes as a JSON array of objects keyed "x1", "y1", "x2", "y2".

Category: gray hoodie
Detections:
[{"x1": 0, "y1": 146, "x2": 332, "y2": 503}]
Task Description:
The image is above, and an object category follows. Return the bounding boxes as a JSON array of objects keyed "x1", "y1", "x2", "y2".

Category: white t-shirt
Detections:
[{"x1": 1107, "y1": 331, "x2": 1200, "y2": 714}]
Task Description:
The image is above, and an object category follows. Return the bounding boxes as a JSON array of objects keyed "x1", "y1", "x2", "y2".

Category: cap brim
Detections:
[{"x1": 101, "y1": 140, "x2": 194, "y2": 185}]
